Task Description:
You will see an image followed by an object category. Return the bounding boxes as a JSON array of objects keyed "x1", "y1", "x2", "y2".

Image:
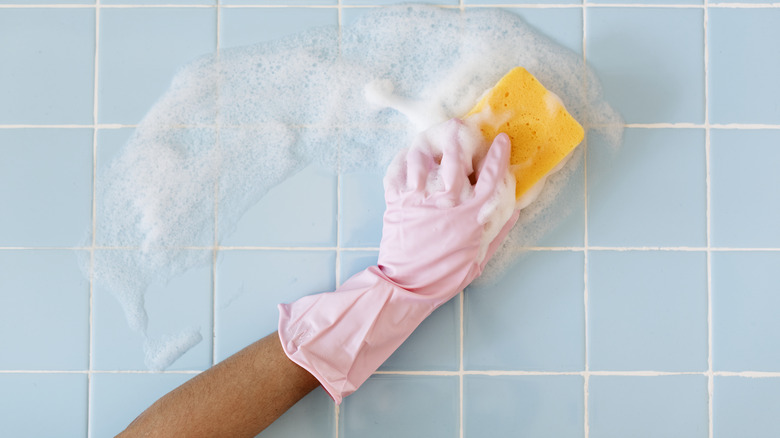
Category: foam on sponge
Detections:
[{"x1": 465, "y1": 67, "x2": 585, "y2": 200}]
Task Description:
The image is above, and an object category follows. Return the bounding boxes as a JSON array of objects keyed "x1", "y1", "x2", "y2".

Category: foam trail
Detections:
[{"x1": 88, "y1": 5, "x2": 622, "y2": 369}]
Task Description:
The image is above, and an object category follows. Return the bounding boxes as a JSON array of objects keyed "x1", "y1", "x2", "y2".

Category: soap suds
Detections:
[{"x1": 88, "y1": 5, "x2": 622, "y2": 369}]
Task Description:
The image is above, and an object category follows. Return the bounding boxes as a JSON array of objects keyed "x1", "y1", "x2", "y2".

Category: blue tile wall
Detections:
[
  {"x1": 0, "y1": 251, "x2": 89, "y2": 370},
  {"x1": 464, "y1": 375, "x2": 584, "y2": 437},
  {"x1": 714, "y1": 377, "x2": 780, "y2": 438},
  {"x1": 587, "y1": 7, "x2": 704, "y2": 124},
  {"x1": 0, "y1": 8, "x2": 94, "y2": 124},
  {"x1": 589, "y1": 375, "x2": 709, "y2": 438},
  {"x1": 712, "y1": 251, "x2": 780, "y2": 372},
  {"x1": 3, "y1": 2, "x2": 780, "y2": 437},
  {"x1": 0, "y1": 129, "x2": 93, "y2": 247},
  {"x1": 588, "y1": 250, "x2": 708, "y2": 371},
  {"x1": 709, "y1": 8, "x2": 780, "y2": 124},
  {"x1": 464, "y1": 251, "x2": 585, "y2": 371},
  {"x1": 340, "y1": 375, "x2": 459, "y2": 438},
  {"x1": 0, "y1": 373, "x2": 88, "y2": 437},
  {"x1": 710, "y1": 129, "x2": 780, "y2": 248}
]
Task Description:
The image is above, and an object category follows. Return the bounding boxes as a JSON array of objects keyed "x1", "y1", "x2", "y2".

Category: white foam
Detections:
[{"x1": 88, "y1": 5, "x2": 622, "y2": 369}]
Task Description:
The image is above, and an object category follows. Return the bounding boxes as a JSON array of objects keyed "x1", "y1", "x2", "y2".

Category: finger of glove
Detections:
[
  {"x1": 406, "y1": 146, "x2": 434, "y2": 193},
  {"x1": 439, "y1": 121, "x2": 468, "y2": 199},
  {"x1": 474, "y1": 133, "x2": 511, "y2": 201},
  {"x1": 480, "y1": 209, "x2": 520, "y2": 270}
]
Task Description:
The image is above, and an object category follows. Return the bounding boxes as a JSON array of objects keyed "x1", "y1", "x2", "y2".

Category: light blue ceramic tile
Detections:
[
  {"x1": 340, "y1": 171, "x2": 386, "y2": 248},
  {"x1": 340, "y1": 375, "x2": 459, "y2": 438},
  {"x1": 0, "y1": 374, "x2": 87, "y2": 437},
  {"x1": 0, "y1": 9, "x2": 94, "y2": 124},
  {"x1": 466, "y1": 0, "x2": 581, "y2": 7},
  {"x1": 710, "y1": 130, "x2": 780, "y2": 248},
  {"x1": 587, "y1": 8, "x2": 704, "y2": 124},
  {"x1": 214, "y1": 250, "x2": 336, "y2": 361},
  {"x1": 588, "y1": 128, "x2": 706, "y2": 247},
  {"x1": 223, "y1": 0, "x2": 335, "y2": 4},
  {"x1": 0, "y1": 251, "x2": 88, "y2": 370},
  {"x1": 496, "y1": 7, "x2": 583, "y2": 55},
  {"x1": 589, "y1": 375, "x2": 708, "y2": 438},
  {"x1": 464, "y1": 375, "x2": 584, "y2": 438},
  {"x1": 220, "y1": 7, "x2": 338, "y2": 49},
  {"x1": 343, "y1": 0, "x2": 456, "y2": 5},
  {"x1": 712, "y1": 252, "x2": 780, "y2": 372},
  {"x1": 90, "y1": 373, "x2": 193, "y2": 437},
  {"x1": 715, "y1": 377, "x2": 780, "y2": 438},
  {"x1": 95, "y1": 128, "x2": 216, "y2": 247},
  {"x1": 464, "y1": 251, "x2": 585, "y2": 371},
  {"x1": 220, "y1": 164, "x2": 337, "y2": 247},
  {"x1": 709, "y1": 9, "x2": 780, "y2": 124},
  {"x1": 92, "y1": 249, "x2": 213, "y2": 371},
  {"x1": 259, "y1": 388, "x2": 335, "y2": 438},
  {"x1": 0, "y1": 0, "x2": 93, "y2": 3},
  {"x1": 0, "y1": 129, "x2": 93, "y2": 247},
  {"x1": 588, "y1": 251, "x2": 707, "y2": 371},
  {"x1": 103, "y1": 0, "x2": 212, "y2": 4},
  {"x1": 340, "y1": 251, "x2": 460, "y2": 371},
  {"x1": 98, "y1": 8, "x2": 216, "y2": 124},
  {"x1": 595, "y1": 0, "x2": 701, "y2": 4}
]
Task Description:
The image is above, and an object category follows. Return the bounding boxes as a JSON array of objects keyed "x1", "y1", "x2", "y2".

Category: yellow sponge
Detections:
[{"x1": 465, "y1": 67, "x2": 585, "y2": 200}]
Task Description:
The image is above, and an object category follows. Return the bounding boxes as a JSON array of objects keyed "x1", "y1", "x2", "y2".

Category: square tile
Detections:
[
  {"x1": 589, "y1": 375, "x2": 708, "y2": 438},
  {"x1": 709, "y1": 8, "x2": 780, "y2": 124},
  {"x1": 0, "y1": 251, "x2": 88, "y2": 370},
  {"x1": 343, "y1": 0, "x2": 456, "y2": 5},
  {"x1": 588, "y1": 251, "x2": 707, "y2": 371},
  {"x1": 0, "y1": 0, "x2": 93, "y2": 3},
  {"x1": 98, "y1": 7, "x2": 216, "y2": 124},
  {"x1": 588, "y1": 128, "x2": 706, "y2": 247},
  {"x1": 340, "y1": 375, "x2": 459, "y2": 438},
  {"x1": 587, "y1": 8, "x2": 704, "y2": 124},
  {"x1": 220, "y1": 7, "x2": 338, "y2": 49},
  {"x1": 0, "y1": 374, "x2": 87, "y2": 437},
  {"x1": 259, "y1": 388, "x2": 335, "y2": 438},
  {"x1": 95, "y1": 127, "x2": 217, "y2": 247},
  {"x1": 464, "y1": 251, "x2": 585, "y2": 371},
  {"x1": 0, "y1": 9, "x2": 94, "y2": 124},
  {"x1": 340, "y1": 251, "x2": 459, "y2": 371},
  {"x1": 712, "y1": 251, "x2": 780, "y2": 372},
  {"x1": 90, "y1": 372, "x2": 193, "y2": 438},
  {"x1": 466, "y1": 0, "x2": 582, "y2": 8},
  {"x1": 223, "y1": 0, "x2": 335, "y2": 4},
  {"x1": 497, "y1": 7, "x2": 583, "y2": 55},
  {"x1": 0, "y1": 129, "x2": 93, "y2": 247},
  {"x1": 92, "y1": 249, "x2": 213, "y2": 371},
  {"x1": 710, "y1": 130, "x2": 780, "y2": 248},
  {"x1": 714, "y1": 377, "x2": 780, "y2": 438},
  {"x1": 339, "y1": 171, "x2": 386, "y2": 248},
  {"x1": 214, "y1": 250, "x2": 336, "y2": 361},
  {"x1": 594, "y1": 0, "x2": 701, "y2": 3},
  {"x1": 103, "y1": 0, "x2": 212, "y2": 3},
  {"x1": 464, "y1": 375, "x2": 584, "y2": 438},
  {"x1": 220, "y1": 164, "x2": 337, "y2": 247}
]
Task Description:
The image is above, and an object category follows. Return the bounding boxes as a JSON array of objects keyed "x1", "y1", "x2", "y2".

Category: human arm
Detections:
[{"x1": 117, "y1": 331, "x2": 319, "y2": 438}]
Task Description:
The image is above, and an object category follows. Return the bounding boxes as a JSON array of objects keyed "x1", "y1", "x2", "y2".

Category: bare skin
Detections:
[{"x1": 117, "y1": 331, "x2": 319, "y2": 438}]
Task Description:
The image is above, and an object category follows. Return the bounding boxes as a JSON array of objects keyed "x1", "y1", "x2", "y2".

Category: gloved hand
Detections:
[{"x1": 278, "y1": 119, "x2": 519, "y2": 404}]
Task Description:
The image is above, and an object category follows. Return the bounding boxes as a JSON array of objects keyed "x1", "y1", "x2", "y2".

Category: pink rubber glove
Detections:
[{"x1": 278, "y1": 119, "x2": 519, "y2": 404}]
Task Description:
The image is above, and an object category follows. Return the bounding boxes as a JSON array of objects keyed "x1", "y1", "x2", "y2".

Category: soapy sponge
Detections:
[{"x1": 465, "y1": 67, "x2": 585, "y2": 200}]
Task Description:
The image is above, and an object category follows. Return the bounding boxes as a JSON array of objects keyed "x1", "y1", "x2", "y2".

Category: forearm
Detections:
[{"x1": 118, "y1": 331, "x2": 320, "y2": 438}]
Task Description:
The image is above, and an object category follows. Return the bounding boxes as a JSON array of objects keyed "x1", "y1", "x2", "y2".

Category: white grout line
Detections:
[
  {"x1": 459, "y1": 290, "x2": 465, "y2": 438},
  {"x1": 703, "y1": 1, "x2": 715, "y2": 437},
  {"x1": 212, "y1": 0, "x2": 221, "y2": 370},
  {"x1": 582, "y1": 2, "x2": 591, "y2": 436},
  {"x1": 2, "y1": 2, "x2": 780, "y2": 9},
  {"x1": 335, "y1": 4, "x2": 343, "y2": 435},
  {"x1": 86, "y1": 2, "x2": 100, "y2": 436}
]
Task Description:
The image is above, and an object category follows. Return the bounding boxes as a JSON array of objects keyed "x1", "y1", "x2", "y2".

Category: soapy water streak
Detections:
[{"x1": 87, "y1": 6, "x2": 622, "y2": 370}]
